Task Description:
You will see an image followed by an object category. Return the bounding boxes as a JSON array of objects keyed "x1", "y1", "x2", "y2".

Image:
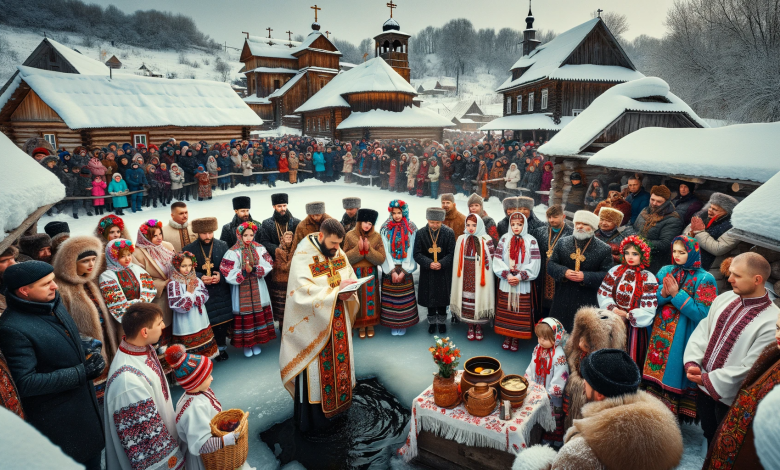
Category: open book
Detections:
[{"x1": 339, "y1": 276, "x2": 374, "y2": 293}]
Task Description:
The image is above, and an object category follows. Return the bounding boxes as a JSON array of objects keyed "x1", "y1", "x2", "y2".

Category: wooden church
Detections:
[
  {"x1": 240, "y1": 5, "x2": 341, "y2": 128},
  {"x1": 482, "y1": 7, "x2": 644, "y2": 142}
]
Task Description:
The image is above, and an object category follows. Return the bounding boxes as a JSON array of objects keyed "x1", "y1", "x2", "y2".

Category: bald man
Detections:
[{"x1": 684, "y1": 252, "x2": 780, "y2": 447}]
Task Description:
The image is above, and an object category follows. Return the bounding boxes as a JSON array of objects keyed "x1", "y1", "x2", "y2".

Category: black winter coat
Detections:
[
  {"x1": 0, "y1": 292, "x2": 104, "y2": 463},
  {"x1": 219, "y1": 213, "x2": 260, "y2": 248},
  {"x1": 258, "y1": 213, "x2": 301, "y2": 261},
  {"x1": 413, "y1": 225, "x2": 456, "y2": 308},
  {"x1": 183, "y1": 238, "x2": 233, "y2": 325}
]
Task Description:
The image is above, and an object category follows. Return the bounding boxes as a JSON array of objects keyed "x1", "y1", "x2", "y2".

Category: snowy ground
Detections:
[{"x1": 39, "y1": 180, "x2": 705, "y2": 469}]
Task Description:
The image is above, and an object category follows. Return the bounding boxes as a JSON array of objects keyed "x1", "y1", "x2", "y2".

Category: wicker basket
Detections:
[{"x1": 202, "y1": 409, "x2": 249, "y2": 470}]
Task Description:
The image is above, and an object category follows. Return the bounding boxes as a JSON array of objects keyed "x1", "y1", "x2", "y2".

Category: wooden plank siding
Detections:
[
  {"x1": 339, "y1": 126, "x2": 444, "y2": 142},
  {"x1": 22, "y1": 39, "x2": 80, "y2": 74},
  {"x1": 563, "y1": 21, "x2": 633, "y2": 68},
  {"x1": 10, "y1": 90, "x2": 62, "y2": 122},
  {"x1": 255, "y1": 72, "x2": 296, "y2": 98},
  {"x1": 296, "y1": 50, "x2": 339, "y2": 70},
  {"x1": 344, "y1": 92, "x2": 414, "y2": 112}
]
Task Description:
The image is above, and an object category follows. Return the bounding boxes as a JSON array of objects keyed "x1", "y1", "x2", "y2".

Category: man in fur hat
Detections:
[
  {"x1": 515, "y1": 349, "x2": 683, "y2": 470},
  {"x1": 547, "y1": 210, "x2": 613, "y2": 331},
  {"x1": 44, "y1": 221, "x2": 70, "y2": 258},
  {"x1": 341, "y1": 197, "x2": 361, "y2": 234},
  {"x1": 184, "y1": 217, "x2": 232, "y2": 362},
  {"x1": 17, "y1": 233, "x2": 52, "y2": 264},
  {"x1": 515, "y1": 195, "x2": 545, "y2": 234},
  {"x1": 220, "y1": 196, "x2": 257, "y2": 247},
  {"x1": 594, "y1": 207, "x2": 628, "y2": 264},
  {"x1": 467, "y1": 193, "x2": 500, "y2": 244},
  {"x1": 631, "y1": 184, "x2": 683, "y2": 274},
  {"x1": 440, "y1": 193, "x2": 466, "y2": 237},
  {"x1": 292, "y1": 201, "x2": 333, "y2": 251},
  {"x1": 594, "y1": 183, "x2": 632, "y2": 227},
  {"x1": 162, "y1": 201, "x2": 196, "y2": 253},
  {"x1": 413, "y1": 208, "x2": 456, "y2": 334},
  {"x1": 497, "y1": 197, "x2": 521, "y2": 238},
  {"x1": 532, "y1": 205, "x2": 573, "y2": 319}
]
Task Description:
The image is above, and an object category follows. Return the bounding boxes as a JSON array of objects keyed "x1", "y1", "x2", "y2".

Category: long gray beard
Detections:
[{"x1": 573, "y1": 229, "x2": 594, "y2": 241}]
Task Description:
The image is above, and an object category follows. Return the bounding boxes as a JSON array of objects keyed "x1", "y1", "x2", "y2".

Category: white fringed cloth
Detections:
[{"x1": 397, "y1": 371, "x2": 556, "y2": 461}]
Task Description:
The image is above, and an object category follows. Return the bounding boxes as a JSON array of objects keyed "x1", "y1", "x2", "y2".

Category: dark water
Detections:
[{"x1": 259, "y1": 377, "x2": 411, "y2": 470}]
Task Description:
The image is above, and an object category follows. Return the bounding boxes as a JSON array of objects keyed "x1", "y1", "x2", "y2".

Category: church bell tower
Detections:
[{"x1": 373, "y1": 1, "x2": 411, "y2": 82}]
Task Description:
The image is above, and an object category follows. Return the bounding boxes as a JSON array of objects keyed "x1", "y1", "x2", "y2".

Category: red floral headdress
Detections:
[
  {"x1": 619, "y1": 235, "x2": 652, "y2": 270},
  {"x1": 235, "y1": 221, "x2": 259, "y2": 239},
  {"x1": 139, "y1": 219, "x2": 163, "y2": 239},
  {"x1": 171, "y1": 251, "x2": 198, "y2": 270},
  {"x1": 97, "y1": 215, "x2": 124, "y2": 237}
]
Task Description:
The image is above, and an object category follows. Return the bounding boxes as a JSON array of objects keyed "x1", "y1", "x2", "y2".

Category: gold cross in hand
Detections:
[
  {"x1": 202, "y1": 258, "x2": 214, "y2": 277},
  {"x1": 428, "y1": 242, "x2": 441, "y2": 263},
  {"x1": 570, "y1": 248, "x2": 586, "y2": 272}
]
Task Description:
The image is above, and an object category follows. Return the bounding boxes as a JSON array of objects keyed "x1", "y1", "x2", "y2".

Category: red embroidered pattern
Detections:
[
  {"x1": 318, "y1": 301, "x2": 352, "y2": 418},
  {"x1": 145, "y1": 355, "x2": 169, "y2": 401},
  {"x1": 703, "y1": 295, "x2": 771, "y2": 372},
  {"x1": 113, "y1": 398, "x2": 179, "y2": 470}
]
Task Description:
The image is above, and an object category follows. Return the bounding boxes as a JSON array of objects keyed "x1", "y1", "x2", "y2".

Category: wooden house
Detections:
[
  {"x1": 0, "y1": 65, "x2": 263, "y2": 150},
  {"x1": 138, "y1": 63, "x2": 163, "y2": 78},
  {"x1": 482, "y1": 9, "x2": 644, "y2": 142},
  {"x1": 537, "y1": 77, "x2": 707, "y2": 207},
  {"x1": 416, "y1": 80, "x2": 448, "y2": 96},
  {"x1": 16, "y1": 37, "x2": 109, "y2": 75},
  {"x1": 240, "y1": 22, "x2": 341, "y2": 128},
  {"x1": 105, "y1": 55, "x2": 122, "y2": 69},
  {"x1": 436, "y1": 77, "x2": 456, "y2": 92},
  {"x1": 295, "y1": 57, "x2": 452, "y2": 141},
  {"x1": 444, "y1": 100, "x2": 496, "y2": 131}
]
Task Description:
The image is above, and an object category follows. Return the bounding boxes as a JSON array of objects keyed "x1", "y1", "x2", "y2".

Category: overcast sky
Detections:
[{"x1": 88, "y1": 0, "x2": 675, "y2": 47}]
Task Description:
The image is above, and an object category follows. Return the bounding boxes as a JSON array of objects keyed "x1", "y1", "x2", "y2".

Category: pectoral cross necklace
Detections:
[
  {"x1": 570, "y1": 238, "x2": 592, "y2": 272},
  {"x1": 428, "y1": 228, "x2": 441, "y2": 263},
  {"x1": 200, "y1": 241, "x2": 214, "y2": 277},
  {"x1": 547, "y1": 226, "x2": 564, "y2": 258}
]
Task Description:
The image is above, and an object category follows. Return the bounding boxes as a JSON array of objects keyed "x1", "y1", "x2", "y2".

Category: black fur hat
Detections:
[
  {"x1": 19, "y1": 233, "x2": 51, "y2": 257},
  {"x1": 271, "y1": 193, "x2": 288, "y2": 205},
  {"x1": 356, "y1": 208, "x2": 378, "y2": 225},
  {"x1": 232, "y1": 196, "x2": 251, "y2": 210},
  {"x1": 44, "y1": 221, "x2": 70, "y2": 238}
]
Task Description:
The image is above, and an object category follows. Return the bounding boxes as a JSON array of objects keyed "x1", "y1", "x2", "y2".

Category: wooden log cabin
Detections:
[
  {"x1": 536, "y1": 77, "x2": 707, "y2": 208},
  {"x1": 240, "y1": 22, "x2": 341, "y2": 128},
  {"x1": 0, "y1": 65, "x2": 263, "y2": 150},
  {"x1": 481, "y1": 8, "x2": 644, "y2": 143}
]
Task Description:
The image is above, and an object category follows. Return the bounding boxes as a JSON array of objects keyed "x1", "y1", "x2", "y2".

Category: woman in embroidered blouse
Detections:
[
  {"x1": 132, "y1": 219, "x2": 176, "y2": 345},
  {"x1": 379, "y1": 200, "x2": 419, "y2": 335},
  {"x1": 99, "y1": 239, "x2": 156, "y2": 322},
  {"x1": 641, "y1": 235, "x2": 717, "y2": 422},
  {"x1": 220, "y1": 222, "x2": 275, "y2": 358},
  {"x1": 168, "y1": 251, "x2": 218, "y2": 359},
  {"x1": 597, "y1": 235, "x2": 659, "y2": 367}
]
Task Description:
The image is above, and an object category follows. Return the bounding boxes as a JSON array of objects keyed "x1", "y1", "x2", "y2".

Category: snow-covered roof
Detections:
[
  {"x1": 587, "y1": 122, "x2": 780, "y2": 184},
  {"x1": 243, "y1": 95, "x2": 271, "y2": 105},
  {"x1": 0, "y1": 132, "x2": 65, "y2": 241},
  {"x1": 480, "y1": 114, "x2": 574, "y2": 131},
  {"x1": 244, "y1": 67, "x2": 299, "y2": 74},
  {"x1": 437, "y1": 77, "x2": 456, "y2": 87},
  {"x1": 497, "y1": 18, "x2": 642, "y2": 92},
  {"x1": 537, "y1": 77, "x2": 708, "y2": 157},
  {"x1": 445, "y1": 100, "x2": 481, "y2": 121},
  {"x1": 268, "y1": 72, "x2": 306, "y2": 99},
  {"x1": 244, "y1": 32, "x2": 341, "y2": 60},
  {"x1": 731, "y1": 170, "x2": 780, "y2": 249},
  {"x1": 416, "y1": 79, "x2": 439, "y2": 91},
  {"x1": 14, "y1": 66, "x2": 263, "y2": 129},
  {"x1": 295, "y1": 57, "x2": 416, "y2": 113},
  {"x1": 337, "y1": 106, "x2": 454, "y2": 129},
  {"x1": 46, "y1": 38, "x2": 110, "y2": 75}
]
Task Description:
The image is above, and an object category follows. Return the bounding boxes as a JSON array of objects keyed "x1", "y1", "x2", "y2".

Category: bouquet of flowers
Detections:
[{"x1": 429, "y1": 336, "x2": 460, "y2": 379}]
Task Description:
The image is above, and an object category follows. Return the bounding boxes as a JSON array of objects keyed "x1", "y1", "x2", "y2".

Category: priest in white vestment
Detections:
[
  {"x1": 684, "y1": 252, "x2": 779, "y2": 446},
  {"x1": 279, "y1": 219, "x2": 360, "y2": 432}
]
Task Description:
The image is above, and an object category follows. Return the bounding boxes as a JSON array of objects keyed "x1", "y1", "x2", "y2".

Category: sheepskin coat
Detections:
[
  {"x1": 132, "y1": 240, "x2": 175, "y2": 327},
  {"x1": 563, "y1": 307, "x2": 627, "y2": 430},
  {"x1": 292, "y1": 214, "x2": 333, "y2": 252}
]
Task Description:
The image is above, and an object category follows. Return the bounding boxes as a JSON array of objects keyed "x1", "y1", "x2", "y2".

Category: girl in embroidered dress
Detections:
[
  {"x1": 220, "y1": 222, "x2": 275, "y2": 358},
  {"x1": 451, "y1": 213, "x2": 495, "y2": 341},
  {"x1": 642, "y1": 235, "x2": 717, "y2": 422},
  {"x1": 168, "y1": 251, "x2": 218, "y2": 359},
  {"x1": 493, "y1": 213, "x2": 541, "y2": 351},
  {"x1": 524, "y1": 318, "x2": 569, "y2": 447},
  {"x1": 379, "y1": 200, "x2": 419, "y2": 335},
  {"x1": 597, "y1": 235, "x2": 659, "y2": 367},
  {"x1": 98, "y1": 239, "x2": 156, "y2": 322}
]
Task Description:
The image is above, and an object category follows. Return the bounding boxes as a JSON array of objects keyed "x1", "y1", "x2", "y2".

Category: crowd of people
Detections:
[{"x1": 1, "y1": 134, "x2": 778, "y2": 470}]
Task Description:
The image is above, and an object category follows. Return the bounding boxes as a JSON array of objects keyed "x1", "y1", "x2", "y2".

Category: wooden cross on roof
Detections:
[
  {"x1": 325, "y1": 31, "x2": 331, "y2": 38},
  {"x1": 387, "y1": 1, "x2": 397, "y2": 18},
  {"x1": 597, "y1": 8, "x2": 603, "y2": 18},
  {"x1": 311, "y1": 4, "x2": 321, "y2": 22},
  {"x1": 266, "y1": 27, "x2": 273, "y2": 38},
  {"x1": 286, "y1": 30, "x2": 293, "y2": 40}
]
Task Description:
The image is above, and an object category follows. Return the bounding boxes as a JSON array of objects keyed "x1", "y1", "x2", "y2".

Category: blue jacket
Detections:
[
  {"x1": 124, "y1": 166, "x2": 148, "y2": 190},
  {"x1": 324, "y1": 151, "x2": 334, "y2": 176},
  {"x1": 313, "y1": 152, "x2": 325, "y2": 172},
  {"x1": 263, "y1": 152, "x2": 278, "y2": 170},
  {"x1": 108, "y1": 178, "x2": 129, "y2": 208},
  {"x1": 216, "y1": 156, "x2": 231, "y2": 175},
  {"x1": 626, "y1": 187, "x2": 651, "y2": 225}
]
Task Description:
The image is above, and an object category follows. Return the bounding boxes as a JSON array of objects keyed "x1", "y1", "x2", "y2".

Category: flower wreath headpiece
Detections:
[
  {"x1": 171, "y1": 251, "x2": 198, "y2": 270},
  {"x1": 619, "y1": 234, "x2": 652, "y2": 270},
  {"x1": 388, "y1": 200, "x2": 409, "y2": 218},
  {"x1": 139, "y1": 219, "x2": 163, "y2": 238},
  {"x1": 109, "y1": 239, "x2": 134, "y2": 260},
  {"x1": 97, "y1": 215, "x2": 124, "y2": 236}
]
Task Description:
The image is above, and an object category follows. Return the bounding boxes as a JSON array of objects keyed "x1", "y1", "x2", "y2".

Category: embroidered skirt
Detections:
[
  {"x1": 380, "y1": 274, "x2": 419, "y2": 329},
  {"x1": 353, "y1": 266, "x2": 380, "y2": 329},
  {"x1": 231, "y1": 306, "x2": 276, "y2": 348},
  {"x1": 628, "y1": 325, "x2": 649, "y2": 369},
  {"x1": 642, "y1": 381, "x2": 698, "y2": 423},
  {"x1": 173, "y1": 325, "x2": 219, "y2": 359},
  {"x1": 494, "y1": 290, "x2": 533, "y2": 339}
]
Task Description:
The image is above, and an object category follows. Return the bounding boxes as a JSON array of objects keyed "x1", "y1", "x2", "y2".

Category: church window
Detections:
[
  {"x1": 541, "y1": 89, "x2": 548, "y2": 109},
  {"x1": 528, "y1": 92, "x2": 535, "y2": 112}
]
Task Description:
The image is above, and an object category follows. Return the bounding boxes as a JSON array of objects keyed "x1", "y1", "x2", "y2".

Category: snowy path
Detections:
[{"x1": 38, "y1": 179, "x2": 705, "y2": 469}]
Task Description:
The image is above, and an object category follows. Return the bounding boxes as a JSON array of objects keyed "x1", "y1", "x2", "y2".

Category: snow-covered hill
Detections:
[{"x1": 0, "y1": 25, "x2": 244, "y2": 84}]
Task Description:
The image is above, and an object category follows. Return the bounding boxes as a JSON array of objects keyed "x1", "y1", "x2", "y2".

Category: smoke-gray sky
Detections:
[{"x1": 88, "y1": 0, "x2": 674, "y2": 47}]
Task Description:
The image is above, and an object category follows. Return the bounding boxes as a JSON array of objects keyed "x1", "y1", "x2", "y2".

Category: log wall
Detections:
[
  {"x1": 296, "y1": 51, "x2": 339, "y2": 70},
  {"x1": 338, "y1": 126, "x2": 444, "y2": 142},
  {"x1": 256, "y1": 72, "x2": 296, "y2": 98},
  {"x1": 344, "y1": 92, "x2": 413, "y2": 112},
  {"x1": 563, "y1": 22, "x2": 633, "y2": 69}
]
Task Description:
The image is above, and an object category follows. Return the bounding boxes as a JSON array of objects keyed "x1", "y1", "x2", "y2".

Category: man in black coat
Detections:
[
  {"x1": 532, "y1": 204, "x2": 574, "y2": 320},
  {"x1": 220, "y1": 195, "x2": 259, "y2": 247},
  {"x1": 547, "y1": 210, "x2": 613, "y2": 332},
  {"x1": 0, "y1": 261, "x2": 105, "y2": 469},
  {"x1": 413, "y1": 207, "x2": 456, "y2": 334},
  {"x1": 185, "y1": 217, "x2": 233, "y2": 362},
  {"x1": 258, "y1": 193, "x2": 301, "y2": 260}
]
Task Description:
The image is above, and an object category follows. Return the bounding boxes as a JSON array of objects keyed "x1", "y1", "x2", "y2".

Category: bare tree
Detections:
[
  {"x1": 591, "y1": 10, "x2": 630, "y2": 38},
  {"x1": 214, "y1": 57, "x2": 231, "y2": 82},
  {"x1": 437, "y1": 19, "x2": 477, "y2": 94},
  {"x1": 358, "y1": 38, "x2": 373, "y2": 62}
]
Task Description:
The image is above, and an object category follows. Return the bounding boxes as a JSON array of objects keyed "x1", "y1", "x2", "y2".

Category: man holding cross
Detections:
[
  {"x1": 547, "y1": 210, "x2": 613, "y2": 331},
  {"x1": 413, "y1": 208, "x2": 456, "y2": 334}
]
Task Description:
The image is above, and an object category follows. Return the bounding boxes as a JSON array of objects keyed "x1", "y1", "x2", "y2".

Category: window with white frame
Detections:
[
  {"x1": 326, "y1": 118, "x2": 330, "y2": 130},
  {"x1": 506, "y1": 97, "x2": 511, "y2": 115},
  {"x1": 43, "y1": 133, "x2": 56, "y2": 148},
  {"x1": 516, "y1": 95, "x2": 522, "y2": 113},
  {"x1": 132, "y1": 133, "x2": 147, "y2": 147},
  {"x1": 572, "y1": 109, "x2": 584, "y2": 117},
  {"x1": 541, "y1": 89, "x2": 548, "y2": 109},
  {"x1": 528, "y1": 92, "x2": 535, "y2": 112}
]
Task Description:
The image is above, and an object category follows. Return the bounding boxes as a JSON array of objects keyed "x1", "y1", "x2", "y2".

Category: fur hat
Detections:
[
  {"x1": 607, "y1": 183, "x2": 621, "y2": 193},
  {"x1": 650, "y1": 185, "x2": 671, "y2": 201},
  {"x1": 44, "y1": 221, "x2": 70, "y2": 238},
  {"x1": 191, "y1": 217, "x2": 218, "y2": 234},
  {"x1": 4, "y1": 260, "x2": 53, "y2": 292},
  {"x1": 342, "y1": 197, "x2": 361, "y2": 210},
  {"x1": 467, "y1": 193, "x2": 483, "y2": 208},
  {"x1": 232, "y1": 196, "x2": 251, "y2": 210},
  {"x1": 517, "y1": 196, "x2": 534, "y2": 210},
  {"x1": 502, "y1": 197, "x2": 521, "y2": 212},
  {"x1": 598, "y1": 207, "x2": 624, "y2": 227},
  {"x1": 426, "y1": 207, "x2": 446, "y2": 222},
  {"x1": 19, "y1": 233, "x2": 51, "y2": 257},
  {"x1": 356, "y1": 208, "x2": 378, "y2": 225},
  {"x1": 570, "y1": 172, "x2": 582, "y2": 181},
  {"x1": 581, "y1": 349, "x2": 641, "y2": 398},
  {"x1": 164, "y1": 344, "x2": 213, "y2": 392},
  {"x1": 306, "y1": 201, "x2": 326, "y2": 215},
  {"x1": 709, "y1": 192, "x2": 738, "y2": 215},
  {"x1": 271, "y1": 193, "x2": 288, "y2": 205},
  {"x1": 573, "y1": 210, "x2": 599, "y2": 229},
  {"x1": 440, "y1": 193, "x2": 455, "y2": 203}
]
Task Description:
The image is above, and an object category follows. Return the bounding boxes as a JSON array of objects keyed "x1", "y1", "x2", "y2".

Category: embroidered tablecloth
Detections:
[{"x1": 397, "y1": 371, "x2": 555, "y2": 461}]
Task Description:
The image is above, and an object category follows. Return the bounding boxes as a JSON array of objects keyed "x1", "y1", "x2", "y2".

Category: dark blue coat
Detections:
[
  {"x1": 124, "y1": 166, "x2": 148, "y2": 190},
  {"x1": 263, "y1": 152, "x2": 278, "y2": 170},
  {"x1": 626, "y1": 187, "x2": 651, "y2": 225}
]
